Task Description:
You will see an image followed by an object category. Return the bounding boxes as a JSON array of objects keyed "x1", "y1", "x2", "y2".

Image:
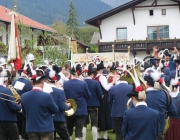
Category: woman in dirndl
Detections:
[
  {"x1": 94, "y1": 60, "x2": 117, "y2": 140},
  {"x1": 164, "y1": 87, "x2": 180, "y2": 140}
]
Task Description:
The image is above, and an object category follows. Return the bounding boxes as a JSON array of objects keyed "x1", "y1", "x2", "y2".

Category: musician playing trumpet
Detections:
[{"x1": 0, "y1": 69, "x2": 21, "y2": 140}]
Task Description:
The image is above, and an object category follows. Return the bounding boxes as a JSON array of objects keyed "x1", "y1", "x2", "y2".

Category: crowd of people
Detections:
[{"x1": 0, "y1": 46, "x2": 180, "y2": 140}]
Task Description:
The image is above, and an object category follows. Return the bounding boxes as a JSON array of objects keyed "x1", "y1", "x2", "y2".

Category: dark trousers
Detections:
[
  {"x1": 54, "y1": 121, "x2": 70, "y2": 140},
  {"x1": 157, "y1": 132, "x2": 164, "y2": 140},
  {"x1": 66, "y1": 115, "x2": 86, "y2": 138},
  {"x1": 17, "y1": 112, "x2": 28, "y2": 139},
  {"x1": 28, "y1": 132, "x2": 53, "y2": 140},
  {"x1": 0, "y1": 121, "x2": 20, "y2": 140},
  {"x1": 114, "y1": 117, "x2": 123, "y2": 140},
  {"x1": 84, "y1": 107, "x2": 98, "y2": 127}
]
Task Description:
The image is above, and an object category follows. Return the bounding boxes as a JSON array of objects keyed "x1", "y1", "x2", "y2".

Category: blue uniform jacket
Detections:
[
  {"x1": 21, "y1": 89, "x2": 59, "y2": 133},
  {"x1": 122, "y1": 105, "x2": 160, "y2": 140},
  {"x1": 64, "y1": 79, "x2": 91, "y2": 116},
  {"x1": 109, "y1": 83, "x2": 133, "y2": 117},
  {"x1": 168, "y1": 61, "x2": 176, "y2": 71},
  {"x1": 84, "y1": 79, "x2": 103, "y2": 107},
  {"x1": 51, "y1": 87, "x2": 68, "y2": 122},
  {"x1": 12, "y1": 77, "x2": 32, "y2": 96},
  {"x1": 0, "y1": 85, "x2": 21, "y2": 121},
  {"x1": 146, "y1": 90, "x2": 177, "y2": 132}
]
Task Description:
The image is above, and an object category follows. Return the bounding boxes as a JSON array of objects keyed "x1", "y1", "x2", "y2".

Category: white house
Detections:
[
  {"x1": 85, "y1": 0, "x2": 180, "y2": 60},
  {"x1": 0, "y1": 5, "x2": 55, "y2": 57}
]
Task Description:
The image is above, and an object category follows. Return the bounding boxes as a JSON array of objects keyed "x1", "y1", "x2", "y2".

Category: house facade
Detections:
[
  {"x1": 0, "y1": 5, "x2": 55, "y2": 57},
  {"x1": 86, "y1": 0, "x2": 180, "y2": 60}
]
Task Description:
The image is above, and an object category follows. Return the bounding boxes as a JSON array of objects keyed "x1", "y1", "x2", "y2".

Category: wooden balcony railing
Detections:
[{"x1": 98, "y1": 39, "x2": 180, "y2": 54}]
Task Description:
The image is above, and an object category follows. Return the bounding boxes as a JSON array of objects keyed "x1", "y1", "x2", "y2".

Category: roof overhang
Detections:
[{"x1": 85, "y1": 0, "x2": 147, "y2": 27}]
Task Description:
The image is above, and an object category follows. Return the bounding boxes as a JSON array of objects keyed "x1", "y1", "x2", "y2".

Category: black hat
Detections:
[
  {"x1": 144, "y1": 75, "x2": 154, "y2": 87},
  {"x1": 164, "y1": 50, "x2": 171, "y2": 57},
  {"x1": 97, "y1": 61, "x2": 105, "y2": 71},
  {"x1": 175, "y1": 58, "x2": 180, "y2": 64},
  {"x1": 110, "y1": 62, "x2": 117, "y2": 71},
  {"x1": 31, "y1": 69, "x2": 47, "y2": 82},
  {"x1": 70, "y1": 63, "x2": 83, "y2": 75},
  {"x1": 46, "y1": 65, "x2": 61, "y2": 82},
  {"x1": 88, "y1": 63, "x2": 96, "y2": 75},
  {"x1": 144, "y1": 62, "x2": 152, "y2": 70},
  {"x1": 127, "y1": 84, "x2": 146, "y2": 100}
]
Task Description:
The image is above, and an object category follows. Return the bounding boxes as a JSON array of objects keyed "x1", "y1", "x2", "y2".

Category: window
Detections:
[
  {"x1": 147, "y1": 26, "x2": 169, "y2": 40},
  {"x1": 149, "y1": 10, "x2": 153, "y2": 16},
  {"x1": 162, "y1": 9, "x2": 166, "y2": 15},
  {"x1": 117, "y1": 28, "x2": 127, "y2": 41}
]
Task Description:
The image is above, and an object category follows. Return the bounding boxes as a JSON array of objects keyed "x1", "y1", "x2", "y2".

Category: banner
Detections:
[
  {"x1": 71, "y1": 40, "x2": 77, "y2": 54},
  {"x1": 7, "y1": 12, "x2": 22, "y2": 70}
]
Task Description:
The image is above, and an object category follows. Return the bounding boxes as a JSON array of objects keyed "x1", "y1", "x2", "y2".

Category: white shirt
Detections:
[
  {"x1": 96, "y1": 74, "x2": 113, "y2": 91},
  {"x1": 135, "y1": 102, "x2": 147, "y2": 107},
  {"x1": 146, "y1": 87, "x2": 157, "y2": 92}
]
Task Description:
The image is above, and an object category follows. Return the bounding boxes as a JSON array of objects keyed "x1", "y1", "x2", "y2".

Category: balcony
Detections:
[{"x1": 98, "y1": 39, "x2": 180, "y2": 54}]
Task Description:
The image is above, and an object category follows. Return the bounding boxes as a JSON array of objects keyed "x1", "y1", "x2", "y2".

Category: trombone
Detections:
[{"x1": 0, "y1": 91, "x2": 20, "y2": 103}]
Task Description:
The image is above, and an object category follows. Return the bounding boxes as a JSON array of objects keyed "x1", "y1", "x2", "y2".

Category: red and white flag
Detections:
[{"x1": 7, "y1": 12, "x2": 22, "y2": 70}]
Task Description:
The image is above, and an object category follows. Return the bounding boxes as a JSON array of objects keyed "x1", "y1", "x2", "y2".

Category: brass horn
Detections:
[{"x1": 64, "y1": 99, "x2": 77, "y2": 116}]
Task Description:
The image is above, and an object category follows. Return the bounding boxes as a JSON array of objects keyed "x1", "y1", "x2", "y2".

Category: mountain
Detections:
[
  {"x1": 101, "y1": 0, "x2": 131, "y2": 7},
  {"x1": 0, "y1": 0, "x2": 112, "y2": 26}
]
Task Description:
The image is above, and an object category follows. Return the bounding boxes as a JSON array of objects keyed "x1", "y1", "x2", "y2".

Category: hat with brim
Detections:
[
  {"x1": 144, "y1": 62, "x2": 152, "y2": 70},
  {"x1": 97, "y1": 61, "x2": 105, "y2": 71},
  {"x1": 110, "y1": 62, "x2": 117, "y2": 71},
  {"x1": 127, "y1": 92, "x2": 139, "y2": 98},
  {"x1": 164, "y1": 51, "x2": 171, "y2": 57},
  {"x1": 175, "y1": 59, "x2": 180, "y2": 64},
  {"x1": 70, "y1": 64, "x2": 83, "y2": 75},
  {"x1": 144, "y1": 75, "x2": 154, "y2": 87},
  {"x1": 88, "y1": 65, "x2": 96, "y2": 75},
  {"x1": 127, "y1": 84, "x2": 140, "y2": 97},
  {"x1": 31, "y1": 69, "x2": 47, "y2": 82}
]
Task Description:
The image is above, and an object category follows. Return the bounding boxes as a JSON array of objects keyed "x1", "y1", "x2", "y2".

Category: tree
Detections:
[{"x1": 66, "y1": 1, "x2": 80, "y2": 40}]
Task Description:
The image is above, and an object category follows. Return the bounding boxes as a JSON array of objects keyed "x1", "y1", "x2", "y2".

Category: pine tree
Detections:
[{"x1": 66, "y1": 1, "x2": 80, "y2": 40}]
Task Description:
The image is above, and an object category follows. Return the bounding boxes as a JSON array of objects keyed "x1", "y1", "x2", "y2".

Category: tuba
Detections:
[{"x1": 64, "y1": 99, "x2": 77, "y2": 116}]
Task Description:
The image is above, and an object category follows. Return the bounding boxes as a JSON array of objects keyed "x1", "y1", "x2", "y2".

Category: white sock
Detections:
[
  {"x1": 75, "y1": 138, "x2": 81, "y2": 140},
  {"x1": 70, "y1": 136, "x2": 72, "y2": 140},
  {"x1": 102, "y1": 131, "x2": 108, "y2": 139},
  {"x1": 97, "y1": 131, "x2": 101, "y2": 139},
  {"x1": 92, "y1": 126, "x2": 98, "y2": 140},
  {"x1": 82, "y1": 127, "x2": 86, "y2": 140}
]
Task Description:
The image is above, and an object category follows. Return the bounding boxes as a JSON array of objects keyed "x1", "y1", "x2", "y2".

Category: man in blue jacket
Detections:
[
  {"x1": 0, "y1": 69, "x2": 21, "y2": 140},
  {"x1": 144, "y1": 75, "x2": 177, "y2": 140},
  {"x1": 12, "y1": 69, "x2": 32, "y2": 140},
  {"x1": 83, "y1": 64, "x2": 103, "y2": 140},
  {"x1": 64, "y1": 64, "x2": 91, "y2": 140},
  {"x1": 45, "y1": 65, "x2": 71, "y2": 140},
  {"x1": 122, "y1": 86, "x2": 160, "y2": 140},
  {"x1": 21, "y1": 72, "x2": 59, "y2": 140},
  {"x1": 109, "y1": 82, "x2": 133, "y2": 140}
]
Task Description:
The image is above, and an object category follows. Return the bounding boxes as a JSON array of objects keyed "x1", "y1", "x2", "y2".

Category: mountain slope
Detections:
[
  {"x1": 0, "y1": 0, "x2": 112, "y2": 26},
  {"x1": 101, "y1": 0, "x2": 131, "y2": 7}
]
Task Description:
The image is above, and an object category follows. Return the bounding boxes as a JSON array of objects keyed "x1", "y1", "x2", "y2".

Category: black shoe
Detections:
[{"x1": 97, "y1": 139, "x2": 102, "y2": 140}]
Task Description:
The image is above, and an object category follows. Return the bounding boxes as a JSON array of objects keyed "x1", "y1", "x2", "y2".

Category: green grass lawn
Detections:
[{"x1": 71, "y1": 124, "x2": 116, "y2": 140}]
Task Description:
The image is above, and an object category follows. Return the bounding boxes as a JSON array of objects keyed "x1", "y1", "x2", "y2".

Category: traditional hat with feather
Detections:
[
  {"x1": 46, "y1": 65, "x2": 61, "y2": 82},
  {"x1": 70, "y1": 63, "x2": 83, "y2": 75}
]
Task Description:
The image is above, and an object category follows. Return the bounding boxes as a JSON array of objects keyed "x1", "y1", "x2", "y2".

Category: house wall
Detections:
[
  {"x1": 0, "y1": 21, "x2": 8, "y2": 44},
  {"x1": 100, "y1": 0, "x2": 180, "y2": 42}
]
